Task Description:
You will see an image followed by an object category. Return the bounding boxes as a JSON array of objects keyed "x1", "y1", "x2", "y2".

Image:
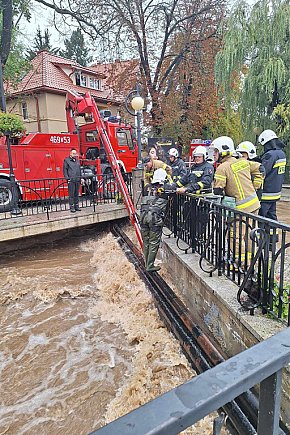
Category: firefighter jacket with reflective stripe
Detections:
[
  {"x1": 176, "y1": 161, "x2": 214, "y2": 193},
  {"x1": 169, "y1": 157, "x2": 187, "y2": 182},
  {"x1": 144, "y1": 160, "x2": 172, "y2": 190},
  {"x1": 249, "y1": 161, "x2": 264, "y2": 191},
  {"x1": 213, "y1": 156, "x2": 260, "y2": 213},
  {"x1": 260, "y1": 149, "x2": 286, "y2": 201}
]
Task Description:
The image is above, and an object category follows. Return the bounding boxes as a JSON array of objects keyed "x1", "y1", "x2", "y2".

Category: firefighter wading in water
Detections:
[{"x1": 140, "y1": 168, "x2": 174, "y2": 272}]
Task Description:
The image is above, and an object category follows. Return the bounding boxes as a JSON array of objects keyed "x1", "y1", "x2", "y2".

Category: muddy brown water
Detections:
[{"x1": 0, "y1": 228, "x2": 220, "y2": 434}]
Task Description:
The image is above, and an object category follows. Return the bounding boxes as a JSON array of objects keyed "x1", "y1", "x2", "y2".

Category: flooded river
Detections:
[{"x1": 0, "y1": 227, "x2": 218, "y2": 434}]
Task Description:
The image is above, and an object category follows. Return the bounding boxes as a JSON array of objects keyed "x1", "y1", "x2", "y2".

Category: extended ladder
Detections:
[{"x1": 73, "y1": 91, "x2": 143, "y2": 248}]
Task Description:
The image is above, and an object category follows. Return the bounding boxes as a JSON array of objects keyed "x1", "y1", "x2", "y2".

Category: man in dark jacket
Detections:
[
  {"x1": 168, "y1": 148, "x2": 187, "y2": 182},
  {"x1": 63, "y1": 148, "x2": 83, "y2": 213},
  {"x1": 176, "y1": 145, "x2": 214, "y2": 194},
  {"x1": 258, "y1": 129, "x2": 286, "y2": 220}
]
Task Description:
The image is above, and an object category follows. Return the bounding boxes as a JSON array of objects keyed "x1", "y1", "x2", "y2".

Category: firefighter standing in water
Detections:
[
  {"x1": 140, "y1": 168, "x2": 174, "y2": 272},
  {"x1": 175, "y1": 146, "x2": 214, "y2": 194},
  {"x1": 142, "y1": 156, "x2": 172, "y2": 193},
  {"x1": 211, "y1": 136, "x2": 263, "y2": 267},
  {"x1": 167, "y1": 148, "x2": 187, "y2": 182},
  {"x1": 258, "y1": 129, "x2": 286, "y2": 221}
]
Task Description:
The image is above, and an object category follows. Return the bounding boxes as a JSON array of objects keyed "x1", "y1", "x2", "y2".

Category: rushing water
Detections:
[{"x1": 0, "y1": 226, "x2": 223, "y2": 434}]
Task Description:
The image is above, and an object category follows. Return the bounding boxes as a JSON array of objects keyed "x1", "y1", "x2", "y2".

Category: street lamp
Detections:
[{"x1": 125, "y1": 85, "x2": 145, "y2": 163}]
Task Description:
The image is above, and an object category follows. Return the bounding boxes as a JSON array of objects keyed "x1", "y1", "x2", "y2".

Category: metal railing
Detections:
[
  {"x1": 0, "y1": 173, "x2": 132, "y2": 220},
  {"x1": 164, "y1": 194, "x2": 290, "y2": 326},
  {"x1": 91, "y1": 327, "x2": 290, "y2": 435}
]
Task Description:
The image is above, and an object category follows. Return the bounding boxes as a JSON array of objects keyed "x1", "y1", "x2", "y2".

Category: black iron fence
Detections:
[
  {"x1": 164, "y1": 194, "x2": 290, "y2": 326},
  {"x1": 0, "y1": 173, "x2": 132, "y2": 220}
]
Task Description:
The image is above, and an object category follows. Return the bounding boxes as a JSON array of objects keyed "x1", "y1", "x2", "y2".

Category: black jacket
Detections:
[
  {"x1": 169, "y1": 157, "x2": 187, "y2": 181},
  {"x1": 177, "y1": 161, "x2": 214, "y2": 193},
  {"x1": 63, "y1": 157, "x2": 81, "y2": 181},
  {"x1": 260, "y1": 139, "x2": 286, "y2": 201}
]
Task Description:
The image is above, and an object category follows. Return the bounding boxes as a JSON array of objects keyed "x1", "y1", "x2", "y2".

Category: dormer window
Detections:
[
  {"x1": 75, "y1": 72, "x2": 81, "y2": 86},
  {"x1": 81, "y1": 75, "x2": 87, "y2": 87},
  {"x1": 88, "y1": 77, "x2": 102, "y2": 91}
]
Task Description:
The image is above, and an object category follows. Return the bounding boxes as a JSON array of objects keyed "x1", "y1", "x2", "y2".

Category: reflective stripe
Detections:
[
  {"x1": 197, "y1": 181, "x2": 204, "y2": 189},
  {"x1": 215, "y1": 174, "x2": 226, "y2": 181},
  {"x1": 261, "y1": 192, "x2": 281, "y2": 201},
  {"x1": 233, "y1": 172, "x2": 244, "y2": 199},
  {"x1": 273, "y1": 158, "x2": 286, "y2": 168},
  {"x1": 236, "y1": 196, "x2": 259, "y2": 210},
  {"x1": 176, "y1": 180, "x2": 183, "y2": 187},
  {"x1": 236, "y1": 192, "x2": 257, "y2": 206}
]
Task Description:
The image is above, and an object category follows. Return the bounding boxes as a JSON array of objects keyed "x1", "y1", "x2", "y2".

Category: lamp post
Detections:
[
  {"x1": 5, "y1": 132, "x2": 21, "y2": 215},
  {"x1": 125, "y1": 84, "x2": 145, "y2": 163}
]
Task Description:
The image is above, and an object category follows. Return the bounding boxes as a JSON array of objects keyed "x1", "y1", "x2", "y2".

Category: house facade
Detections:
[{"x1": 5, "y1": 51, "x2": 123, "y2": 134}]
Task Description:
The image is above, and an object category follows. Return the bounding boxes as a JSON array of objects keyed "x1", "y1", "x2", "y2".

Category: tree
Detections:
[
  {"x1": 0, "y1": 111, "x2": 25, "y2": 135},
  {"x1": 60, "y1": 28, "x2": 93, "y2": 66},
  {"x1": 34, "y1": 0, "x2": 226, "y2": 132},
  {"x1": 159, "y1": 28, "x2": 223, "y2": 149},
  {"x1": 0, "y1": 0, "x2": 31, "y2": 110},
  {"x1": 26, "y1": 27, "x2": 59, "y2": 60},
  {"x1": 215, "y1": 0, "x2": 290, "y2": 139}
]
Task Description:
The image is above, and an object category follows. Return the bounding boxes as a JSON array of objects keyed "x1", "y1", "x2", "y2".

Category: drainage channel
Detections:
[{"x1": 110, "y1": 224, "x2": 288, "y2": 435}]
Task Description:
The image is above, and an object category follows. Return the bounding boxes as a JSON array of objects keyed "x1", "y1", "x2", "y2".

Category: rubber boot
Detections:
[
  {"x1": 143, "y1": 240, "x2": 149, "y2": 269},
  {"x1": 146, "y1": 238, "x2": 161, "y2": 272}
]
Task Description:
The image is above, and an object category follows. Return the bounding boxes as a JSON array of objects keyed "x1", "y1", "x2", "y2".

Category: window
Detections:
[
  {"x1": 85, "y1": 131, "x2": 98, "y2": 142},
  {"x1": 21, "y1": 102, "x2": 29, "y2": 120},
  {"x1": 88, "y1": 77, "x2": 102, "y2": 90},
  {"x1": 94, "y1": 79, "x2": 101, "y2": 90},
  {"x1": 117, "y1": 129, "x2": 134, "y2": 150},
  {"x1": 81, "y1": 75, "x2": 87, "y2": 87},
  {"x1": 75, "y1": 72, "x2": 81, "y2": 86}
]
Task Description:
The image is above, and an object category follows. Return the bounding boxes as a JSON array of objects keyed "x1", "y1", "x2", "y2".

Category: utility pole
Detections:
[{"x1": 0, "y1": 56, "x2": 6, "y2": 112}]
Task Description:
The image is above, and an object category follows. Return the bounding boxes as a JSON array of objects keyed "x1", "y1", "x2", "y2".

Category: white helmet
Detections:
[
  {"x1": 236, "y1": 141, "x2": 257, "y2": 159},
  {"x1": 192, "y1": 145, "x2": 207, "y2": 159},
  {"x1": 258, "y1": 129, "x2": 278, "y2": 146},
  {"x1": 168, "y1": 148, "x2": 179, "y2": 158},
  {"x1": 152, "y1": 168, "x2": 167, "y2": 184},
  {"x1": 210, "y1": 136, "x2": 235, "y2": 156}
]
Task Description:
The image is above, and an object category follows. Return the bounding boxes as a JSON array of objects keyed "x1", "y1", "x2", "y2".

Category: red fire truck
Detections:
[
  {"x1": 189, "y1": 139, "x2": 213, "y2": 164},
  {"x1": 0, "y1": 91, "x2": 138, "y2": 212}
]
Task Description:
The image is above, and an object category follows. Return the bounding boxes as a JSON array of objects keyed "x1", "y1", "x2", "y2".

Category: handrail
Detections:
[{"x1": 91, "y1": 327, "x2": 290, "y2": 435}]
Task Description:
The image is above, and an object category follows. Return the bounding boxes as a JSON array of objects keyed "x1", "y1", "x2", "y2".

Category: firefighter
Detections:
[
  {"x1": 236, "y1": 141, "x2": 265, "y2": 198},
  {"x1": 63, "y1": 148, "x2": 84, "y2": 213},
  {"x1": 211, "y1": 137, "x2": 261, "y2": 213},
  {"x1": 167, "y1": 148, "x2": 187, "y2": 182},
  {"x1": 142, "y1": 156, "x2": 172, "y2": 193},
  {"x1": 258, "y1": 129, "x2": 286, "y2": 221},
  {"x1": 140, "y1": 168, "x2": 174, "y2": 272},
  {"x1": 211, "y1": 136, "x2": 262, "y2": 268},
  {"x1": 176, "y1": 146, "x2": 214, "y2": 194}
]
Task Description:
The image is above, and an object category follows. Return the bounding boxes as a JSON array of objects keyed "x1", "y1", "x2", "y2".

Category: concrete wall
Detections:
[{"x1": 161, "y1": 236, "x2": 290, "y2": 426}]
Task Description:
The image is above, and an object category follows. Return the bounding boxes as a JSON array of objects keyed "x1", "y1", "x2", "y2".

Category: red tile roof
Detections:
[{"x1": 6, "y1": 51, "x2": 119, "y2": 103}]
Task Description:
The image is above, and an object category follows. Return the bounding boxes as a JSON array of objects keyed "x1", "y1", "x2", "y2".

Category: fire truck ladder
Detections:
[{"x1": 70, "y1": 91, "x2": 143, "y2": 248}]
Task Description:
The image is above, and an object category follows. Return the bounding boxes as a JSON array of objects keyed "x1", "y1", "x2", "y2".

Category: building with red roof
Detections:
[{"x1": 5, "y1": 50, "x2": 128, "y2": 134}]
